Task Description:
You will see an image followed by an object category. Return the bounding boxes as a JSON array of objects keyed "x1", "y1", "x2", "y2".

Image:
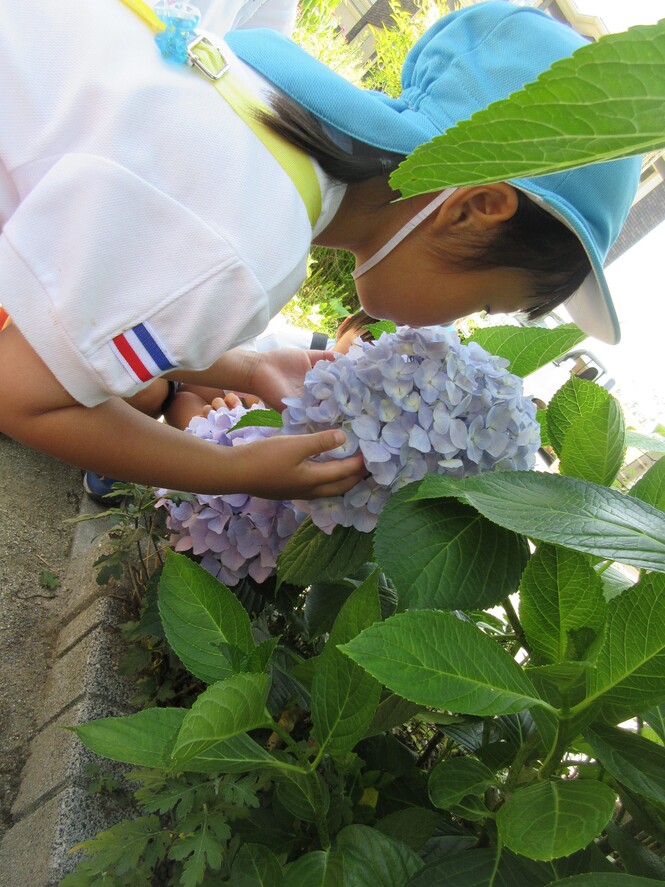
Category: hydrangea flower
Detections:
[
  {"x1": 282, "y1": 327, "x2": 540, "y2": 534},
  {"x1": 156, "y1": 403, "x2": 305, "y2": 586},
  {"x1": 158, "y1": 326, "x2": 540, "y2": 582}
]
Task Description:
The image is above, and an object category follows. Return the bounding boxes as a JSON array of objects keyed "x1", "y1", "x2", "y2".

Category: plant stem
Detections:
[
  {"x1": 538, "y1": 716, "x2": 570, "y2": 780},
  {"x1": 313, "y1": 776, "x2": 331, "y2": 852},
  {"x1": 416, "y1": 729, "x2": 443, "y2": 768},
  {"x1": 502, "y1": 597, "x2": 531, "y2": 655},
  {"x1": 504, "y1": 732, "x2": 541, "y2": 793},
  {"x1": 489, "y1": 832, "x2": 503, "y2": 887},
  {"x1": 595, "y1": 560, "x2": 615, "y2": 577},
  {"x1": 267, "y1": 718, "x2": 304, "y2": 759}
]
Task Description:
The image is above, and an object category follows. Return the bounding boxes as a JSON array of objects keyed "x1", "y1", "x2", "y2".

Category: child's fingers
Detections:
[
  {"x1": 298, "y1": 428, "x2": 349, "y2": 458},
  {"x1": 223, "y1": 392, "x2": 242, "y2": 409},
  {"x1": 304, "y1": 459, "x2": 367, "y2": 498},
  {"x1": 306, "y1": 349, "x2": 335, "y2": 366}
]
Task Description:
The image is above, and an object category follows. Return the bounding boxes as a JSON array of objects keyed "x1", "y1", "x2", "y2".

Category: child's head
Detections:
[
  {"x1": 227, "y1": 2, "x2": 642, "y2": 344},
  {"x1": 333, "y1": 309, "x2": 376, "y2": 354}
]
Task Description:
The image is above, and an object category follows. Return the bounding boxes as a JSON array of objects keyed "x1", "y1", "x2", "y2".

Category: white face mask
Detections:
[{"x1": 352, "y1": 187, "x2": 458, "y2": 280}]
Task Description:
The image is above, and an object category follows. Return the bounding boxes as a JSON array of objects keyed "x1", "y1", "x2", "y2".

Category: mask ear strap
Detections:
[{"x1": 352, "y1": 187, "x2": 458, "y2": 280}]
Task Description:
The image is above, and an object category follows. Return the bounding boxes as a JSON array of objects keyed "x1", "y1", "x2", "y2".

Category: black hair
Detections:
[
  {"x1": 259, "y1": 94, "x2": 591, "y2": 317},
  {"x1": 258, "y1": 95, "x2": 405, "y2": 183},
  {"x1": 460, "y1": 191, "x2": 590, "y2": 321}
]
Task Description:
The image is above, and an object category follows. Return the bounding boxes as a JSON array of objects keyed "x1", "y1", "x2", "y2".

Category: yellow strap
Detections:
[
  {"x1": 119, "y1": 0, "x2": 322, "y2": 227},
  {"x1": 120, "y1": 0, "x2": 166, "y2": 31}
]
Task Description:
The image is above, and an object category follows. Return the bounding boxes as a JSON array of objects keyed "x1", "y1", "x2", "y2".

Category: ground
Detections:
[{"x1": 0, "y1": 435, "x2": 81, "y2": 837}]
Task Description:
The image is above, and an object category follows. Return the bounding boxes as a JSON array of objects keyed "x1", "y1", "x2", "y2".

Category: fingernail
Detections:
[{"x1": 333, "y1": 430, "x2": 346, "y2": 446}]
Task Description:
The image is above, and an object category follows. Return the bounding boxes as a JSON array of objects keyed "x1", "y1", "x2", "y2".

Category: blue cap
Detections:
[{"x1": 227, "y1": 1, "x2": 642, "y2": 344}]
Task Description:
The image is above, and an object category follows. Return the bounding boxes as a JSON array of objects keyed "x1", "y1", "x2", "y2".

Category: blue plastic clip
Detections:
[{"x1": 153, "y1": 1, "x2": 201, "y2": 64}]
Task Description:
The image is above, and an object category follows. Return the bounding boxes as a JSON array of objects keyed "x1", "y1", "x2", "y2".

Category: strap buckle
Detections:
[{"x1": 187, "y1": 34, "x2": 229, "y2": 81}]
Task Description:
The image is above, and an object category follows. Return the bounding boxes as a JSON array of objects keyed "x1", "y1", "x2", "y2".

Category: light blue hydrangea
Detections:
[
  {"x1": 156, "y1": 403, "x2": 305, "y2": 586},
  {"x1": 282, "y1": 326, "x2": 540, "y2": 535}
]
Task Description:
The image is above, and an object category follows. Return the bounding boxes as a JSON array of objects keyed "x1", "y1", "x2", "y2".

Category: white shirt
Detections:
[{"x1": 0, "y1": 0, "x2": 344, "y2": 405}]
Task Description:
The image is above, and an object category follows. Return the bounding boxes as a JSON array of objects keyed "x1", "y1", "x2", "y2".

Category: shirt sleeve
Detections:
[{"x1": 0, "y1": 153, "x2": 269, "y2": 406}]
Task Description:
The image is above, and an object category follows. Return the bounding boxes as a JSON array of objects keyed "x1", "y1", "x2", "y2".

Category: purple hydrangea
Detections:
[
  {"x1": 156, "y1": 403, "x2": 305, "y2": 586},
  {"x1": 281, "y1": 327, "x2": 540, "y2": 534}
]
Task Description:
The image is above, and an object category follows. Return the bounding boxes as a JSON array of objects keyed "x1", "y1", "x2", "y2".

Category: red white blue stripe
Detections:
[{"x1": 111, "y1": 322, "x2": 177, "y2": 383}]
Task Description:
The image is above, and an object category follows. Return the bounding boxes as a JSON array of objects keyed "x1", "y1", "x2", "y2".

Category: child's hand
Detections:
[
  {"x1": 231, "y1": 428, "x2": 366, "y2": 500},
  {"x1": 201, "y1": 392, "x2": 243, "y2": 417},
  {"x1": 249, "y1": 348, "x2": 334, "y2": 412}
]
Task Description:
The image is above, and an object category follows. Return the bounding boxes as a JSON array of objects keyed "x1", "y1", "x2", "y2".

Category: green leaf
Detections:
[
  {"x1": 303, "y1": 581, "x2": 354, "y2": 641},
  {"x1": 311, "y1": 571, "x2": 382, "y2": 756},
  {"x1": 644, "y1": 704, "x2": 665, "y2": 743},
  {"x1": 172, "y1": 673, "x2": 272, "y2": 763},
  {"x1": 39, "y1": 570, "x2": 61, "y2": 590},
  {"x1": 277, "y1": 518, "x2": 375, "y2": 587},
  {"x1": 599, "y1": 564, "x2": 636, "y2": 602},
  {"x1": 561, "y1": 402, "x2": 626, "y2": 487},
  {"x1": 428, "y1": 757, "x2": 495, "y2": 812},
  {"x1": 603, "y1": 819, "x2": 665, "y2": 881},
  {"x1": 547, "y1": 378, "x2": 625, "y2": 486},
  {"x1": 467, "y1": 325, "x2": 586, "y2": 378},
  {"x1": 391, "y1": 21, "x2": 665, "y2": 195},
  {"x1": 586, "y1": 724, "x2": 665, "y2": 807},
  {"x1": 228, "y1": 843, "x2": 283, "y2": 887},
  {"x1": 376, "y1": 808, "x2": 442, "y2": 851},
  {"x1": 375, "y1": 487, "x2": 528, "y2": 611},
  {"x1": 337, "y1": 824, "x2": 424, "y2": 886},
  {"x1": 339, "y1": 610, "x2": 549, "y2": 717},
  {"x1": 626, "y1": 431, "x2": 665, "y2": 454},
  {"x1": 547, "y1": 378, "x2": 608, "y2": 456},
  {"x1": 631, "y1": 458, "x2": 665, "y2": 511},
  {"x1": 275, "y1": 770, "x2": 329, "y2": 823},
  {"x1": 366, "y1": 320, "x2": 397, "y2": 339},
  {"x1": 74, "y1": 708, "x2": 186, "y2": 768},
  {"x1": 548, "y1": 877, "x2": 665, "y2": 886},
  {"x1": 63, "y1": 815, "x2": 168, "y2": 880},
  {"x1": 496, "y1": 779, "x2": 616, "y2": 861},
  {"x1": 231, "y1": 408, "x2": 283, "y2": 429},
  {"x1": 519, "y1": 545, "x2": 606, "y2": 663},
  {"x1": 414, "y1": 471, "x2": 665, "y2": 573},
  {"x1": 178, "y1": 733, "x2": 282, "y2": 774},
  {"x1": 408, "y1": 848, "x2": 552, "y2": 887},
  {"x1": 582, "y1": 573, "x2": 665, "y2": 724},
  {"x1": 537, "y1": 409, "x2": 551, "y2": 448},
  {"x1": 283, "y1": 851, "x2": 343, "y2": 887},
  {"x1": 364, "y1": 694, "x2": 423, "y2": 738},
  {"x1": 158, "y1": 552, "x2": 253, "y2": 684},
  {"x1": 246, "y1": 636, "x2": 281, "y2": 674},
  {"x1": 168, "y1": 810, "x2": 227, "y2": 887}
]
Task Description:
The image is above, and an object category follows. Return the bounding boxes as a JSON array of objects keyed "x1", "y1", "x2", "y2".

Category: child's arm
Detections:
[
  {"x1": 164, "y1": 346, "x2": 331, "y2": 413},
  {"x1": 0, "y1": 325, "x2": 365, "y2": 498}
]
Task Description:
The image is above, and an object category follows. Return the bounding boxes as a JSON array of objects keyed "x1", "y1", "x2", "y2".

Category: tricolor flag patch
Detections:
[
  {"x1": 0, "y1": 305, "x2": 12, "y2": 332},
  {"x1": 110, "y1": 322, "x2": 177, "y2": 384}
]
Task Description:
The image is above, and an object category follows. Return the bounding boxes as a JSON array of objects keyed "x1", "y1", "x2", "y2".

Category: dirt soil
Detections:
[{"x1": 0, "y1": 434, "x2": 81, "y2": 837}]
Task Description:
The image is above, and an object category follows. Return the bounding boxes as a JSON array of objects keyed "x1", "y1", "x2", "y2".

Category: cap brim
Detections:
[{"x1": 564, "y1": 272, "x2": 620, "y2": 345}]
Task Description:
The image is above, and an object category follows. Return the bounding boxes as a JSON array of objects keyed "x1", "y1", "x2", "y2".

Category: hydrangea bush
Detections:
[
  {"x1": 282, "y1": 326, "x2": 540, "y2": 533},
  {"x1": 157, "y1": 403, "x2": 305, "y2": 587}
]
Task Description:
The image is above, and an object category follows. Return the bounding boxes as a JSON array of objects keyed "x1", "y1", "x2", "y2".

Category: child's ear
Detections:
[{"x1": 431, "y1": 184, "x2": 519, "y2": 233}]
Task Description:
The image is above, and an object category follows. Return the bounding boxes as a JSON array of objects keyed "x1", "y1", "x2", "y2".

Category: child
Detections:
[{"x1": 0, "y1": 1, "x2": 641, "y2": 499}]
